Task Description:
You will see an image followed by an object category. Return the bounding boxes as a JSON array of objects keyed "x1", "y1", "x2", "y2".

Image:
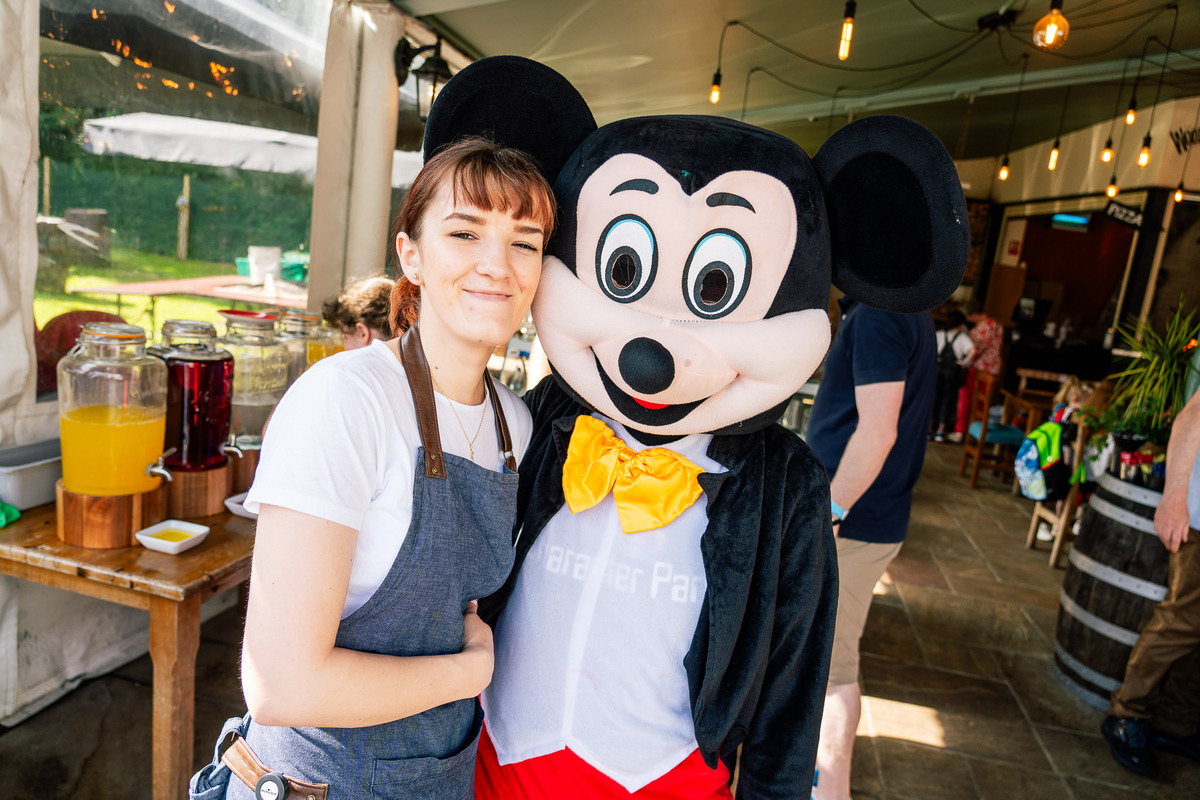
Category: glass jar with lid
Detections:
[
  {"x1": 276, "y1": 310, "x2": 321, "y2": 386},
  {"x1": 217, "y1": 310, "x2": 288, "y2": 449},
  {"x1": 57, "y1": 322, "x2": 167, "y2": 496},
  {"x1": 309, "y1": 320, "x2": 345, "y2": 364},
  {"x1": 150, "y1": 320, "x2": 234, "y2": 471}
]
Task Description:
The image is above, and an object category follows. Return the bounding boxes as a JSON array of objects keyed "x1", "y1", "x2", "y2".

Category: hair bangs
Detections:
[{"x1": 450, "y1": 155, "x2": 556, "y2": 240}]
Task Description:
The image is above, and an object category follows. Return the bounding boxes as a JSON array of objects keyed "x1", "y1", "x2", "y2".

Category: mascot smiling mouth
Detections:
[{"x1": 593, "y1": 351, "x2": 705, "y2": 426}]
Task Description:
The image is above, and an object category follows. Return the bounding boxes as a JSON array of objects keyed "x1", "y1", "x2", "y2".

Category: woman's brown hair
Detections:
[
  {"x1": 389, "y1": 137, "x2": 556, "y2": 334},
  {"x1": 322, "y1": 276, "x2": 396, "y2": 338}
]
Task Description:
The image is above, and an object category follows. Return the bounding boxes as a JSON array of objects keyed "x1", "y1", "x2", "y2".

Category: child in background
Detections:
[
  {"x1": 931, "y1": 310, "x2": 971, "y2": 442},
  {"x1": 321, "y1": 275, "x2": 395, "y2": 350}
]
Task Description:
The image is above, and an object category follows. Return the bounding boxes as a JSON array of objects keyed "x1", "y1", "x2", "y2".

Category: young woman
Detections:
[
  {"x1": 205, "y1": 137, "x2": 555, "y2": 800},
  {"x1": 321, "y1": 275, "x2": 396, "y2": 350}
]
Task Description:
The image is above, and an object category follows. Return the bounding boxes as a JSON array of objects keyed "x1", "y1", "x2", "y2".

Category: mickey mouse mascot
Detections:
[{"x1": 421, "y1": 56, "x2": 968, "y2": 800}]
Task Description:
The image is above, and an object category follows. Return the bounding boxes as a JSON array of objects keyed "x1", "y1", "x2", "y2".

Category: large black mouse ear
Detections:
[
  {"x1": 422, "y1": 55, "x2": 597, "y2": 187},
  {"x1": 813, "y1": 115, "x2": 968, "y2": 313}
]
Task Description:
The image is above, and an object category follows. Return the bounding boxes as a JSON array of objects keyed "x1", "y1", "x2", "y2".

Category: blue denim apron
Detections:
[{"x1": 197, "y1": 325, "x2": 517, "y2": 800}]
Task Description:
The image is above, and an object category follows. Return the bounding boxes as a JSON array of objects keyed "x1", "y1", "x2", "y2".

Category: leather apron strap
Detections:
[{"x1": 399, "y1": 323, "x2": 516, "y2": 476}]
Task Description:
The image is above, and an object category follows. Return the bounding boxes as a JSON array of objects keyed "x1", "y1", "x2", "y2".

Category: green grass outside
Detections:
[{"x1": 35, "y1": 247, "x2": 240, "y2": 333}]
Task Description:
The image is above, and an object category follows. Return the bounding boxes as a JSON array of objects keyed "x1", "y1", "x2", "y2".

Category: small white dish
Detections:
[
  {"x1": 135, "y1": 520, "x2": 210, "y2": 554},
  {"x1": 224, "y1": 492, "x2": 257, "y2": 520}
]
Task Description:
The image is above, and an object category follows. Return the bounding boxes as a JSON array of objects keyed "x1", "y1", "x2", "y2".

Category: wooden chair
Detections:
[
  {"x1": 959, "y1": 370, "x2": 1026, "y2": 488},
  {"x1": 1026, "y1": 419, "x2": 1091, "y2": 568}
]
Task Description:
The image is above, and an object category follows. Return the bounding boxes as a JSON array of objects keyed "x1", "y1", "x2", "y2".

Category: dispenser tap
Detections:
[
  {"x1": 221, "y1": 433, "x2": 245, "y2": 459},
  {"x1": 145, "y1": 449, "x2": 176, "y2": 482}
]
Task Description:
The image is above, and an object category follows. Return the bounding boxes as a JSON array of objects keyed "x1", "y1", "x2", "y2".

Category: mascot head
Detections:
[{"x1": 423, "y1": 56, "x2": 968, "y2": 436}]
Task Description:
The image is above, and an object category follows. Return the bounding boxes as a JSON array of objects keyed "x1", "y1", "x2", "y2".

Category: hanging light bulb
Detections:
[
  {"x1": 709, "y1": 71, "x2": 722, "y2": 104},
  {"x1": 1033, "y1": 0, "x2": 1069, "y2": 50},
  {"x1": 838, "y1": 1, "x2": 856, "y2": 61},
  {"x1": 1137, "y1": 134, "x2": 1151, "y2": 168},
  {"x1": 1125, "y1": 96, "x2": 1137, "y2": 125},
  {"x1": 1100, "y1": 137, "x2": 1114, "y2": 163},
  {"x1": 998, "y1": 156, "x2": 1010, "y2": 181},
  {"x1": 1048, "y1": 139, "x2": 1060, "y2": 171},
  {"x1": 1106, "y1": 175, "x2": 1119, "y2": 197},
  {"x1": 1175, "y1": 182, "x2": 1185, "y2": 203}
]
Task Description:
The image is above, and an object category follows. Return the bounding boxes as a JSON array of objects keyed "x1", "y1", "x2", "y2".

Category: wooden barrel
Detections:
[{"x1": 1054, "y1": 471, "x2": 1170, "y2": 709}]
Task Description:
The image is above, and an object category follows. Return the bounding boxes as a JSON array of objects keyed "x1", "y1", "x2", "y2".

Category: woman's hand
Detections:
[{"x1": 460, "y1": 601, "x2": 495, "y2": 695}]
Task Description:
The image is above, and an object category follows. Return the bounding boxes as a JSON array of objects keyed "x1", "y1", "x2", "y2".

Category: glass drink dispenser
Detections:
[
  {"x1": 57, "y1": 323, "x2": 167, "y2": 496},
  {"x1": 150, "y1": 320, "x2": 234, "y2": 471},
  {"x1": 217, "y1": 311, "x2": 288, "y2": 448},
  {"x1": 276, "y1": 311, "x2": 321, "y2": 386}
]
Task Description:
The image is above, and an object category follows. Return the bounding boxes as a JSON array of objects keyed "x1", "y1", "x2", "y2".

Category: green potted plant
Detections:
[{"x1": 1084, "y1": 300, "x2": 1200, "y2": 486}]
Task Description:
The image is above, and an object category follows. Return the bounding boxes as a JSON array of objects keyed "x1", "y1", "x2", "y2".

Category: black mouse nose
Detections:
[{"x1": 618, "y1": 337, "x2": 675, "y2": 395}]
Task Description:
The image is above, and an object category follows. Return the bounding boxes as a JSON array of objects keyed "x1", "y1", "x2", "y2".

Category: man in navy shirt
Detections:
[{"x1": 806, "y1": 297, "x2": 936, "y2": 800}]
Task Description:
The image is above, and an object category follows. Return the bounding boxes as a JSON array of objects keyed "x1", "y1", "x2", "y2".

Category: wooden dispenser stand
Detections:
[
  {"x1": 231, "y1": 448, "x2": 261, "y2": 494},
  {"x1": 56, "y1": 480, "x2": 168, "y2": 548},
  {"x1": 167, "y1": 460, "x2": 233, "y2": 518}
]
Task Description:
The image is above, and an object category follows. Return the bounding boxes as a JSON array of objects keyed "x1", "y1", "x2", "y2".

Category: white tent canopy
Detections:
[{"x1": 82, "y1": 111, "x2": 423, "y2": 188}]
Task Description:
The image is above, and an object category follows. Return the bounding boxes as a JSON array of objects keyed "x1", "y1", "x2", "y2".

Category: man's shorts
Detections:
[{"x1": 828, "y1": 536, "x2": 904, "y2": 685}]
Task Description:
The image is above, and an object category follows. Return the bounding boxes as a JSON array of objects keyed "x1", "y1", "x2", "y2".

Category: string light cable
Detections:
[
  {"x1": 998, "y1": 53, "x2": 1030, "y2": 181},
  {"x1": 1137, "y1": 3, "x2": 1179, "y2": 169},
  {"x1": 1100, "y1": 56, "x2": 1136, "y2": 162}
]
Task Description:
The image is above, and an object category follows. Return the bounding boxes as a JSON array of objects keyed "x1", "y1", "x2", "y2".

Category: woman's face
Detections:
[{"x1": 396, "y1": 182, "x2": 546, "y2": 356}]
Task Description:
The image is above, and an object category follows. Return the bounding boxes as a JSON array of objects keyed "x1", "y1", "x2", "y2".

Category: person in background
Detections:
[
  {"x1": 930, "y1": 310, "x2": 970, "y2": 442},
  {"x1": 953, "y1": 298, "x2": 1003, "y2": 441},
  {"x1": 1101, "y1": 388, "x2": 1200, "y2": 778},
  {"x1": 321, "y1": 275, "x2": 396, "y2": 350},
  {"x1": 806, "y1": 297, "x2": 937, "y2": 800}
]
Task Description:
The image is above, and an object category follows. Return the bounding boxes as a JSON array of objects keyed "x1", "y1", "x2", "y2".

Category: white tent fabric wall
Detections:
[{"x1": 82, "y1": 112, "x2": 424, "y2": 188}]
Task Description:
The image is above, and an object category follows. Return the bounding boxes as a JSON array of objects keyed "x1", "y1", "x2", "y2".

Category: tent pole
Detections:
[{"x1": 42, "y1": 156, "x2": 49, "y2": 216}]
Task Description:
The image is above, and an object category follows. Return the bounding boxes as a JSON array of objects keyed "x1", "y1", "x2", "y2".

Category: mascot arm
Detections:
[{"x1": 736, "y1": 452, "x2": 838, "y2": 799}]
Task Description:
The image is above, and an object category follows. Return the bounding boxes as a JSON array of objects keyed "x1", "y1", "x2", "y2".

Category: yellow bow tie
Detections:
[{"x1": 562, "y1": 415, "x2": 705, "y2": 534}]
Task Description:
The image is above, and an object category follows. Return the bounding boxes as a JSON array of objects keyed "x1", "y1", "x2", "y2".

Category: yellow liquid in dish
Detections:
[
  {"x1": 148, "y1": 530, "x2": 192, "y2": 542},
  {"x1": 60, "y1": 405, "x2": 166, "y2": 496}
]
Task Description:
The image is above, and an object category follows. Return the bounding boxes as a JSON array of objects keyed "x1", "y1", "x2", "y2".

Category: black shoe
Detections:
[
  {"x1": 1150, "y1": 726, "x2": 1200, "y2": 763},
  {"x1": 1102, "y1": 716, "x2": 1159, "y2": 778}
]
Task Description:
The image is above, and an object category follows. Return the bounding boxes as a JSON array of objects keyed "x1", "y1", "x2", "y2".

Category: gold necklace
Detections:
[{"x1": 430, "y1": 373, "x2": 488, "y2": 461}]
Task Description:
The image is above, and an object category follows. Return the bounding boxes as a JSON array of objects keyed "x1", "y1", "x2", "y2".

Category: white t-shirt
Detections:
[
  {"x1": 935, "y1": 328, "x2": 972, "y2": 362},
  {"x1": 244, "y1": 339, "x2": 532, "y2": 618},
  {"x1": 482, "y1": 415, "x2": 726, "y2": 792}
]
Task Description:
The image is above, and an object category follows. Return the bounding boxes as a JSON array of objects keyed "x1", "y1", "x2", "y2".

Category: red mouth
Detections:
[{"x1": 634, "y1": 398, "x2": 669, "y2": 410}]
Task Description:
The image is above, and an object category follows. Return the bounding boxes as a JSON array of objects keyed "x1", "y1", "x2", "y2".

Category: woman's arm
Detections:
[{"x1": 241, "y1": 504, "x2": 493, "y2": 728}]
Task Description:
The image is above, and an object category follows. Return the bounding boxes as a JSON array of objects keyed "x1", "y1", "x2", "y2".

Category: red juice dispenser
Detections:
[{"x1": 151, "y1": 320, "x2": 236, "y2": 517}]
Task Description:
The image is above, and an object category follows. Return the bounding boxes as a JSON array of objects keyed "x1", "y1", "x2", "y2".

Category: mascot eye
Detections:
[
  {"x1": 683, "y1": 230, "x2": 751, "y2": 318},
  {"x1": 597, "y1": 215, "x2": 657, "y2": 302}
]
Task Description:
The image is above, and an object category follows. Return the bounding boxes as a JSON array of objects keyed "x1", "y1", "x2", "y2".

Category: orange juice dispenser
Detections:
[
  {"x1": 55, "y1": 322, "x2": 169, "y2": 547},
  {"x1": 150, "y1": 320, "x2": 236, "y2": 518},
  {"x1": 217, "y1": 311, "x2": 288, "y2": 492}
]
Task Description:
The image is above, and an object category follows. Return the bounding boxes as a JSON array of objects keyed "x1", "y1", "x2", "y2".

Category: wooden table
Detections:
[{"x1": 0, "y1": 505, "x2": 254, "y2": 800}]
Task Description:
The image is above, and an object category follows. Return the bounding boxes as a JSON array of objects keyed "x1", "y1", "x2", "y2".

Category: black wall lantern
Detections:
[{"x1": 395, "y1": 36, "x2": 453, "y2": 121}]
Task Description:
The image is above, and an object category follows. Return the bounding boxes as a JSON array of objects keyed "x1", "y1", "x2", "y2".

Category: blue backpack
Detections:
[{"x1": 1014, "y1": 406, "x2": 1082, "y2": 502}]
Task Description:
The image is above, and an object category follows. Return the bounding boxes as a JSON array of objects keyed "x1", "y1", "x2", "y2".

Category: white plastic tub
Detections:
[{"x1": 0, "y1": 438, "x2": 63, "y2": 510}]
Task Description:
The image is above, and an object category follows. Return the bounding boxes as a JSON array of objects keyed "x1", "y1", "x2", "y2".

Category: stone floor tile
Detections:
[
  {"x1": 895, "y1": 582, "x2": 1052, "y2": 656},
  {"x1": 1154, "y1": 753, "x2": 1200, "y2": 800},
  {"x1": 871, "y1": 738, "x2": 979, "y2": 800},
  {"x1": 0, "y1": 678, "x2": 152, "y2": 800},
  {"x1": 916, "y1": 637, "x2": 1005, "y2": 680},
  {"x1": 1061, "y1": 777, "x2": 1160, "y2": 799},
  {"x1": 1035, "y1": 725, "x2": 1154, "y2": 789},
  {"x1": 976, "y1": 548, "x2": 1069, "y2": 592},
  {"x1": 848, "y1": 733, "x2": 883, "y2": 798},
  {"x1": 1022, "y1": 604, "x2": 1060, "y2": 652},
  {"x1": 898, "y1": 524, "x2": 981, "y2": 560},
  {"x1": 942, "y1": 572, "x2": 1060, "y2": 609},
  {"x1": 860, "y1": 659, "x2": 1049, "y2": 769},
  {"x1": 884, "y1": 549, "x2": 951, "y2": 591},
  {"x1": 990, "y1": 651, "x2": 1103, "y2": 733},
  {"x1": 968, "y1": 758, "x2": 1072, "y2": 799},
  {"x1": 861, "y1": 602, "x2": 924, "y2": 666},
  {"x1": 930, "y1": 553, "x2": 995, "y2": 582}
]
